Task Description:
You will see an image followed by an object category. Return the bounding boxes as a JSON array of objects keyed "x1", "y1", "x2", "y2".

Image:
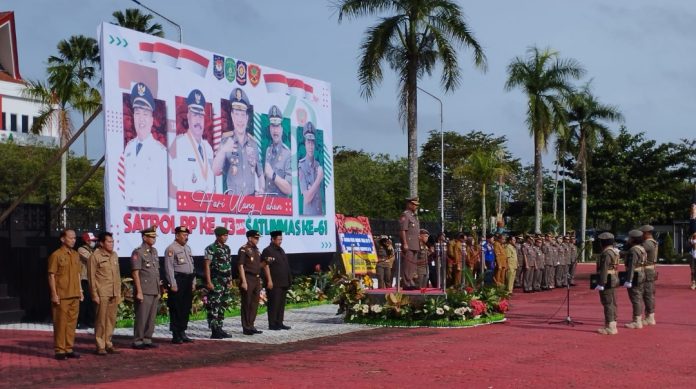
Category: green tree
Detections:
[
  {"x1": 505, "y1": 46, "x2": 584, "y2": 233},
  {"x1": 111, "y1": 8, "x2": 164, "y2": 36},
  {"x1": 336, "y1": 0, "x2": 486, "y2": 198},
  {"x1": 565, "y1": 84, "x2": 623, "y2": 252}
]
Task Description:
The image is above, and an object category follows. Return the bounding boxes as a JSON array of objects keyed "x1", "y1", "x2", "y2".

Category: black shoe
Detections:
[
  {"x1": 243, "y1": 329, "x2": 255, "y2": 335},
  {"x1": 144, "y1": 343, "x2": 158, "y2": 349},
  {"x1": 132, "y1": 343, "x2": 147, "y2": 350},
  {"x1": 181, "y1": 333, "x2": 194, "y2": 343},
  {"x1": 55, "y1": 353, "x2": 68, "y2": 360},
  {"x1": 65, "y1": 351, "x2": 80, "y2": 359},
  {"x1": 268, "y1": 326, "x2": 281, "y2": 331},
  {"x1": 279, "y1": 325, "x2": 291, "y2": 330},
  {"x1": 171, "y1": 336, "x2": 183, "y2": 344},
  {"x1": 210, "y1": 329, "x2": 224, "y2": 339},
  {"x1": 253, "y1": 329, "x2": 263, "y2": 334}
]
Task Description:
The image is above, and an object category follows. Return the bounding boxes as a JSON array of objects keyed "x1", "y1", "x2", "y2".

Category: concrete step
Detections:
[
  {"x1": 0, "y1": 296, "x2": 20, "y2": 311},
  {"x1": 0, "y1": 309, "x2": 24, "y2": 324}
]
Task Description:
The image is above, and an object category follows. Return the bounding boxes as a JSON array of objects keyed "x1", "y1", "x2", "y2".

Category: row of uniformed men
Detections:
[
  {"x1": 514, "y1": 234, "x2": 579, "y2": 293},
  {"x1": 47, "y1": 225, "x2": 292, "y2": 360}
]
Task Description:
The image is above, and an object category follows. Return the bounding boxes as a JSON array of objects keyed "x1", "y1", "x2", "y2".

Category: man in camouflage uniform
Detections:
[
  {"x1": 204, "y1": 226, "x2": 234, "y2": 339},
  {"x1": 624, "y1": 229, "x2": 648, "y2": 329},
  {"x1": 640, "y1": 224, "x2": 658, "y2": 326}
]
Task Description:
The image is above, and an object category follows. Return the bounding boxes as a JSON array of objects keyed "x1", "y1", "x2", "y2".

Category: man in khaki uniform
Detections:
[
  {"x1": 238, "y1": 230, "x2": 273, "y2": 335},
  {"x1": 447, "y1": 233, "x2": 464, "y2": 287},
  {"x1": 88, "y1": 232, "x2": 121, "y2": 355},
  {"x1": 595, "y1": 232, "x2": 620, "y2": 335},
  {"x1": 399, "y1": 197, "x2": 421, "y2": 290},
  {"x1": 492, "y1": 234, "x2": 508, "y2": 287},
  {"x1": 48, "y1": 229, "x2": 83, "y2": 360},
  {"x1": 522, "y1": 236, "x2": 535, "y2": 292},
  {"x1": 624, "y1": 229, "x2": 648, "y2": 329},
  {"x1": 640, "y1": 224, "x2": 658, "y2": 325},
  {"x1": 505, "y1": 236, "x2": 519, "y2": 294},
  {"x1": 131, "y1": 226, "x2": 161, "y2": 349}
]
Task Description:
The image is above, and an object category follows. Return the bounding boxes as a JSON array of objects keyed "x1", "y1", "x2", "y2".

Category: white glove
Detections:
[
  {"x1": 594, "y1": 285, "x2": 604, "y2": 291},
  {"x1": 623, "y1": 282, "x2": 632, "y2": 288}
]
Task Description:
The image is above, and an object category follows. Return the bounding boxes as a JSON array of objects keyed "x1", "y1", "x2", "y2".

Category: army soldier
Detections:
[
  {"x1": 624, "y1": 229, "x2": 648, "y2": 329},
  {"x1": 505, "y1": 236, "x2": 519, "y2": 294},
  {"x1": 299, "y1": 121, "x2": 324, "y2": 215},
  {"x1": 171, "y1": 89, "x2": 215, "y2": 194},
  {"x1": 263, "y1": 106, "x2": 292, "y2": 196},
  {"x1": 164, "y1": 226, "x2": 196, "y2": 344},
  {"x1": 262, "y1": 230, "x2": 293, "y2": 330},
  {"x1": 88, "y1": 232, "x2": 121, "y2": 355},
  {"x1": 416, "y1": 229, "x2": 430, "y2": 288},
  {"x1": 640, "y1": 224, "x2": 658, "y2": 325},
  {"x1": 595, "y1": 232, "x2": 620, "y2": 335},
  {"x1": 213, "y1": 87, "x2": 263, "y2": 196},
  {"x1": 399, "y1": 197, "x2": 420, "y2": 290},
  {"x1": 77, "y1": 232, "x2": 98, "y2": 329},
  {"x1": 48, "y1": 229, "x2": 83, "y2": 360},
  {"x1": 204, "y1": 227, "x2": 234, "y2": 339},
  {"x1": 123, "y1": 82, "x2": 168, "y2": 208},
  {"x1": 238, "y1": 230, "x2": 273, "y2": 335},
  {"x1": 131, "y1": 226, "x2": 161, "y2": 349}
]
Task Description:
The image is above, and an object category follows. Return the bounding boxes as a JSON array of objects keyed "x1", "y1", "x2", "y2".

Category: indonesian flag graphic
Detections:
[
  {"x1": 303, "y1": 83, "x2": 314, "y2": 100},
  {"x1": 264, "y1": 73, "x2": 288, "y2": 94},
  {"x1": 139, "y1": 42, "x2": 154, "y2": 62},
  {"x1": 152, "y1": 42, "x2": 179, "y2": 67},
  {"x1": 177, "y1": 48, "x2": 209, "y2": 77},
  {"x1": 287, "y1": 78, "x2": 305, "y2": 97}
]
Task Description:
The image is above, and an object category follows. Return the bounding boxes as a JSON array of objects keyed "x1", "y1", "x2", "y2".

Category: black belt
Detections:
[{"x1": 174, "y1": 272, "x2": 194, "y2": 277}]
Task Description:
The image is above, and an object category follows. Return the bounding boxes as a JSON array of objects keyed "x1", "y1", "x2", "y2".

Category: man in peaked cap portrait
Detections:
[
  {"x1": 213, "y1": 87, "x2": 264, "y2": 196},
  {"x1": 170, "y1": 89, "x2": 215, "y2": 194},
  {"x1": 263, "y1": 105, "x2": 292, "y2": 197},
  {"x1": 299, "y1": 121, "x2": 324, "y2": 215},
  {"x1": 123, "y1": 82, "x2": 168, "y2": 209}
]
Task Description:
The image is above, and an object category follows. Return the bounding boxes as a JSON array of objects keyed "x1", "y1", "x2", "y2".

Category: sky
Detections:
[{"x1": 4, "y1": 0, "x2": 696, "y2": 165}]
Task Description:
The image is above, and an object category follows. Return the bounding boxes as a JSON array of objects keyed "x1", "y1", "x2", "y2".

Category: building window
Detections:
[
  {"x1": 21, "y1": 115, "x2": 29, "y2": 133},
  {"x1": 10, "y1": 114, "x2": 17, "y2": 132},
  {"x1": 1, "y1": 112, "x2": 5, "y2": 130}
]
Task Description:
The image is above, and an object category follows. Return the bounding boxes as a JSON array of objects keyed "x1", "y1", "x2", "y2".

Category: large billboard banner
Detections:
[{"x1": 99, "y1": 23, "x2": 335, "y2": 255}]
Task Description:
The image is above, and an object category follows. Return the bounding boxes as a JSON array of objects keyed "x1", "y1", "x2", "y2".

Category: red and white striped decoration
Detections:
[
  {"x1": 212, "y1": 115, "x2": 223, "y2": 151},
  {"x1": 177, "y1": 48, "x2": 209, "y2": 77},
  {"x1": 287, "y1": 78, "x2": 305, "y2": 98},
  {"x1": 117, "y1": 154, "x2": 126, "y2": 198},
  {"x1": 264, "y1": 73, "x2": 288, "y2": 94},
  {"x1": 152, "y1": 42, "x2": 179, "y2": 67},
  {"x1": 139, "y1": 42, "x2": 154, "y2": 62}
]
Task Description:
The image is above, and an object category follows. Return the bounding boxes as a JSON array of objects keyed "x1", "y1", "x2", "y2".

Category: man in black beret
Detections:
[{"x1": 262, "y1": 230, "x2": 292, "y2": 330}]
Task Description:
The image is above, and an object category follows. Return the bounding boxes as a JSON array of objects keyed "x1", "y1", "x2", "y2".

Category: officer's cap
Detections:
[
  {"x1": 82, "y1": 232, "x2": 98, "y2": 242},
  {"x1": 270, "y1": 230, "x2": 283, "y2": 238},
  {"x1": 419, "y1": 229, "x2": 430, "y2": 235},
  {"x1": 131, "y1": 82, "x2": 154, "y2": 111},
  {"x1": 246, "y1": 230, "x2": 260, "y2": 238},
  {"x1": 175, "y1": 226, "x2": 190, "y2": 234},
  {"x1": 598, "y1": 232, "x2": 614, "y2": 240},
  {"x1": 214, "y1": 226, "x2": 229, "y2": 236},
  {"x1": 268, "y1": 105, "x2": 282, "y2": 126},
  {"x1": 639, "y1": 225, "x2": 654, "y2": 232},
  {"x1": 303, "y1": 121, "x2": 316, "y2": 141},
  {"x1": 628, "y1": 229, "x2": 643, "y2": 238},
  {"x1": 230, "y1": 88, "x2": 250, "y2": 111},
  {"x1": 186, "y1": 89, "x2": 206, "y2": 114},
  {"x1": 140, "y1": 225, "x2": 158, "y2": 237},
  {"x1": 406, "y1": 196, "x2": 420, "y2": 206}
]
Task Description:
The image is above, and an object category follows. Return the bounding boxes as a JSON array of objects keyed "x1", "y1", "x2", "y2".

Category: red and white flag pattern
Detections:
[
  {"x1": 264, "y1": 73, "x2": 288, "y2": 94},
  {"x1": 177, "y1": 48, "x2": 209, "y2": 77},
  {"x1": 117, "y1": 154, "x2": 126, "y2": 199},
  {"x1": 212, "y1": 115, "x2": 223, "y2": 151},
  {"x1": 151, "y1": 42, "x2": 179, "y2": 67}
]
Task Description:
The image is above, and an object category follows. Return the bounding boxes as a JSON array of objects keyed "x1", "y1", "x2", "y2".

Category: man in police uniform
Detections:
[
  {"x1": 238, "y1": 230, "x2": 273, "y2": 335},
  {"x1": 299, "y1": 121, "x2": 324, "y2": 215},
  {"x1": 131, "y1": 226, "x2": 161, "y2": 349},
  {"x1": 522, "y1": 235, "x2": 536, "y2": 292},
  {"x1": 399, "y1": 197, "x2": 420, "y2": 290},
  {"x1": 263, "y1": 106, "x2": 292, "y2": 196},
  {"x1": 124, "y1": 82, "x2": 168, "y2": 208},
  {"x1": 568, "y1": 234, "x2": 579, "y2": 286},
  {"x1": 533, "y1": 236, "x2": 545, "y2": 291},
  {"x1": 87, "y1": 232, "x2": 121, "y2": 355},
  {"x1": 416, "y1": 229, "x2": 430, "y2": 288},
  {"x1": 213, "y1": 88, "x2": 263, "y2": 196},
  {"x1": 542, "y1": 234, "x2": 555, "y2": 290},
  {"x1": 595, "y1": 232, "x2": 620, "y2": 335},
  {"x1": 204, "y1": 227, "x2": 234, "y2": 339},
  {"x1": 624, "y1": 229, "x2": 648, "y2": 329},
  {"x1": 262, "y1": 230, "x2": 292, "y2": 330},
  {"x1": 48, "y1": 229, "x2": 83, "y2": 360},
  {"x1": 170, "y1": 89, "x2": 215, "y2": 194},
  {"x1": 640, "y1": 224, "x2": 658, "y2": 325},
  {"x1": 164, "y1": 226, "x2": 196, "y2": 344}
]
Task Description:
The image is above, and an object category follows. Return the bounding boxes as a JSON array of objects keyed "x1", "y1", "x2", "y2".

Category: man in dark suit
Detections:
[{"x1": 262, "y1": 231, "x2": 292, "y2": 330}]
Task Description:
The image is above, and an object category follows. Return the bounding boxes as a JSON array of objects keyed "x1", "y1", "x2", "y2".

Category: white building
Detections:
[{"x1": 0, "y1": 11, "x2": 57, "y2": 144}]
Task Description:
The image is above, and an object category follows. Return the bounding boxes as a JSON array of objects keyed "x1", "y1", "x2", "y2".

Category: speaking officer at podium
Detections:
[{"x1": 262, "y1": 230, "x2": 292, "y2": 330}]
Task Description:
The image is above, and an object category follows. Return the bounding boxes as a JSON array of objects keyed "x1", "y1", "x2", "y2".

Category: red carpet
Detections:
[{"x1": 2, "y1": 263, "x2": 696, "y2": 388}]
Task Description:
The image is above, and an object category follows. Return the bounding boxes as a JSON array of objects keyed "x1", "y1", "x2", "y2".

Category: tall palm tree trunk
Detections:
[
  {"x1": 481, "y1": 182, "x2": 487, "y2": 236},
  {"x1": 534, "y1": 134, "x2": 543, "y2": 233},
  {"x1": 580, "y1": 153, "x2": 588, "y2": 262},
  {"x1": 553, "y1": 150, "x2": 559, "y2": 221},
  {"x1": 406, "y1": 62, "x2": 418, "y2": 197}
]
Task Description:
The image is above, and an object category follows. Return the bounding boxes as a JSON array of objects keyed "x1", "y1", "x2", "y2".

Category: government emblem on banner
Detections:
[
  {"x1": 248, "y1": 64, "x2": 261, "y2": 87},
  {"x1": 236, "y1": 60, "x2": 247, "y2": 86},
  {"x1": 213, "y1": 55, "x2": 224, "y2": 80},
  {"x1": 224, "y1": 58, "x2": 236, "y2": 83}
]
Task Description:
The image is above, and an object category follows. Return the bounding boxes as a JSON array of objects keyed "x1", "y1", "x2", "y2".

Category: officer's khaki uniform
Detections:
[
  {"x1": 239, "y1": 242, "x2": 264, "y2": 332},
  {"x1": 88, "y1": 248, "x2": 121, "y2": 351},
  {"x1": 399, "y1": 210, "x2": 419, "y2": 288},
  {"x1": 642, "y1": 238, "x2": 658, "y2": 322},
  {"x1": 493, "y1": 241, "x2": 508, "y2": 286},
  {"x1": 505, "y1": 243, "x2": 518, "y2": 293},
  {"x1": 48, "y1": 247, "x2": 81, "y2": 355},
  {"x1": 625, "y1": 244, "x2": 647, "y2": 328},
  {"x1": 131, "y1": 243, "x2": 160, "y2": 346},
  {"x1": 164, "y1": 241, "x2": 195, "y2": 337},
  {"x1": 417, "y1": 243, "x2": 429, "y2": 288},
  {"x1": 597, "y1": 246, "x2": 620, "y2": 334}
]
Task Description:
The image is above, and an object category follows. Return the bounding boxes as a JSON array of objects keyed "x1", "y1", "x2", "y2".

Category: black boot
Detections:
[
  {"x1": 172, "y1": 331, "x2": 183, "y2": 344},
  {"x1": 210, "y1": 328, "x2": 223, "y2": 339}
]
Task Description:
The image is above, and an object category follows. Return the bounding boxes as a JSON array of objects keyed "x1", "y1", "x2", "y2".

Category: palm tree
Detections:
[
  {"x1": 551, "y1": 125, "x2": 573, "y2": 224},
  {"x1": 336, "y1": 0, "x2": 487, "y2": 197},
  {"x1": 566, "y1": 83, "x2": 623, "y2": 256},
  {"x1": 111, "y1": 8, "x2": 164, "y2": 36},
  {"x1": 47, "y1": 35, "x2": 100, "y2": 157},
  {"x1": 505, "y1": 46, "x2": 584, "y2": 233}
]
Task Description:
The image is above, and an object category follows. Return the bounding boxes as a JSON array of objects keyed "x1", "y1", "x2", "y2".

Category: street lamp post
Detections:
[
  {"x1": 417, "y1": 87, "x2": 444, "y2": 235},
  {"x1": 131, "y1": 0, "x2": 183, "y2": 43}
]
